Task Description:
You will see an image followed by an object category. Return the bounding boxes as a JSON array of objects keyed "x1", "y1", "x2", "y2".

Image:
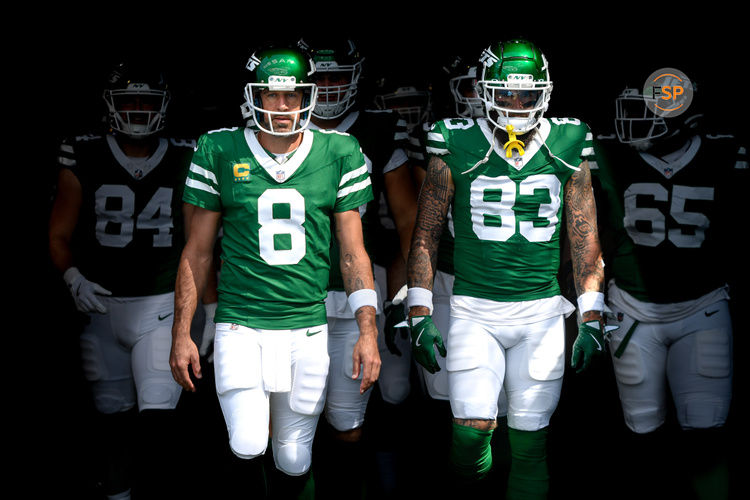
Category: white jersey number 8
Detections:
[{"x1": 258, "y1": 188, "x2": 307, "y2": 265}]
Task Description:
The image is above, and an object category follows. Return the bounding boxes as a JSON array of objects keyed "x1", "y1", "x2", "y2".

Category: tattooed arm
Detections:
[
  {"x1": 564, "y1": 160, "x2": 605, "y2": 322},
  {"x1": 334, "y1": 208, "x2": 381, "y2": 394},
  {"x1": 407, "y1": 154, "x2": 455, "y2": 317}
]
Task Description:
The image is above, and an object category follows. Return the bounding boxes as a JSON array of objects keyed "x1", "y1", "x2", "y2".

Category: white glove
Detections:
[
  {"x1": 63, "y1": 267, "x2": 112, "y2": 314},
  {"x1": 199, "y1": 302, "x2": 217, "y2": 361}
]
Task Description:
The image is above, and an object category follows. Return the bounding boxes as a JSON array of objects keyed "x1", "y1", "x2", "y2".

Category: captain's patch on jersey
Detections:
[{"x1": 233, "y1": 163, "x2": 251, "y2": 182}]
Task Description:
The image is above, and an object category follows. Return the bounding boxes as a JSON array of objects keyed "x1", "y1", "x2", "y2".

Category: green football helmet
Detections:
[
  {"x1": 477, "y1": 39, "x2": 552, "y2": 133},
  {"x1": 242, "y1": 45, "x2": 318, "y2": 136},
  {"x1": 298, "y1": 38, "x2": 363, "y2": 120}
]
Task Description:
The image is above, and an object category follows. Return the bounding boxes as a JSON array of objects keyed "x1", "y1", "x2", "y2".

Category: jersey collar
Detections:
[
  {"x1": 244, "y1": 129, "x2": 314, "y2": 183},
  {"x1": 478, "y1": 117, "x2": 551, "y2": 171},
  {"x1": 638, "y1": 135, "x2": 701, "y2": 179},
  {"x1": 106, "y1": 135, "x2": 168, "y2": 180}
]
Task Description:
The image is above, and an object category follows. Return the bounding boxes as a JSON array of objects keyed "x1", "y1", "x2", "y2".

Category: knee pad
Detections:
[
  {"x1": 377, "y1": 364, "x2": 411, "y2": 405},
  {"x1": 450, "y1": 422, "x2": 494, "y2": 480},
  {"x1": 621, "y1": 401, "x2": 665, "y2": 434},
  {"x1": 273, "y1": 440, "x2": 313, "y2": 476},
  {"x1": 230, "y1": 429, "x2": 269, "y2": 460},
  {"x1": 91, "y1": 379, "x2": 137, "y2": 414},
  {"x1": 138, "y1": 377, "x2": 181, "y2": 411}
]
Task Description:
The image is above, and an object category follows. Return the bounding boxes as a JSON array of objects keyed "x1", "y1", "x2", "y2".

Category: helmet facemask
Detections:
[
  {"x1": 374, "y1": 86, "x2": 431, "y2": 130},
  {"x1": 312, "y1": 64, "x2": 362, "y2": 119},
  {"x1": 104, "y1": 83, "x2": 170, "y2": 138},
  {"x1": 244, "y1": 78, "x2": 318, "y2": 136},
  {"x1": 477, "y1": 42, "x2": 552, "y2": 134},
  {"x1": 449, "y1": 67, "x2": 483, "y2": 118},
  {"x1": 614, "y1": 88, "x2": 668, "y2": 146},
  {"x1": 241, "y1": 47, "x2": 319, "y2": 136}
]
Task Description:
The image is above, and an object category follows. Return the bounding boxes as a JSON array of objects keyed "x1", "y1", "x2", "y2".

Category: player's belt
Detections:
[{"x1": 613, "y1": 320, "x2": 639, "y2": 358}]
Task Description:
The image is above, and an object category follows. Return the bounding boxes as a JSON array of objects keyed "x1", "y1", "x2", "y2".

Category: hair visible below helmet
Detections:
[
  {"x1": 477, "y1": 39, "x2": 552, "y2": 133},
  {"x1": 241, "y1": 44, "x2": 318, "y2": 136},
  {"x1": 297, "y1": 38, "x2": 363, "y2": 120},
  {"x1": 103, "y1": 61, "x2": 170, "y2": 138}
]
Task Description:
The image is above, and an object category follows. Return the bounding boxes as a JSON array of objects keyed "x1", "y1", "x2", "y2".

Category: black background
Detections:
[{"x1": 18, "y1": 6, "x2": 747, "y2": 498}]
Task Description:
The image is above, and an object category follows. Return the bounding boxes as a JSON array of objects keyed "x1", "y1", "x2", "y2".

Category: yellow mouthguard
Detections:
[{"x1": 503, "y1": 124, "x2": 525, "y2": 157}]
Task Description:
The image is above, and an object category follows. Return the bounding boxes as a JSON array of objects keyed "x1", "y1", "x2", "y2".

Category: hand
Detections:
[
  {"x1": 571, "y1": 320, "x2": 619, "y2": 373},
  {"x1": 408, "y1": 315, "x2": 446, "y2": 374},
  {"x1": 352, "y1": 327, "x2": 381, "y2": 394},
  {"x1": 199, "y1": 302, "x2": 217, "y2": 361},
  {"x1": 170, "y1": 333, "x2": 202, "y2": 392},
  {"x1": 384, "y1": 300, "x2": 409, "y2": 356},
  {"x1": 63, "y1": 267, "x2": 112, "y2": 313}
]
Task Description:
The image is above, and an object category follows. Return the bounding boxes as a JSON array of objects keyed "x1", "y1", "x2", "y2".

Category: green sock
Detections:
[
  {"x1": 507, "y1": 427, "x2": 550, "y2": 500},
  {"x1": 450, "y1": 422, "x2": 494, "y2": 481}
]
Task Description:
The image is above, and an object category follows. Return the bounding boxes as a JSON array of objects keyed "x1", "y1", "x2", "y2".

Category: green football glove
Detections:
[
  {"x1": 407, "y1": 315, "x2": 447, "y2": 374},
  {"x1": 571, "y1": 320, "x2": 619, "y2": 373},
  {"x1": 384, "y1": 301, "x2": 409, "y2": 356}
]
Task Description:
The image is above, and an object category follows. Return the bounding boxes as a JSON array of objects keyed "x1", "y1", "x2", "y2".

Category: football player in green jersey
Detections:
[
  {"x1": 592, "y1": 86, "x2": 744, "y2": 499},
  {"x1": 169, "y1": 43, "x2": 380, "y2": 498},
  {"x1": 405, "y1": 39, "x2": 610, "y2": 498},
  {"x1": 298, "y1": 37, "x2": 418, "y2": 498},
  {"x1": 48, "y1": 60, "x2": 198, "y2": 499}
]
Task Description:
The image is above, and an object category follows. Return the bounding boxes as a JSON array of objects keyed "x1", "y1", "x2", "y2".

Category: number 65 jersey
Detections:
[
  {"x1": 183, "y1": 127, "x2": 373, "y2": 330},
  {"x1": 591, "y1": 132, "x2": 748, "y2": 304},
  {"x1": 426, "y1": 116, "x2": 592, "y2": 303}
]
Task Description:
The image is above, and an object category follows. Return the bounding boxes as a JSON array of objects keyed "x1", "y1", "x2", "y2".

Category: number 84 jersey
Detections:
[
  {"x1": 591, "y1": 132, "x2": 747, "y2": 303},
  {"x1": 426, "y1": 116, "x2": 592, "y2": 302},
  {"x1": 60, "y1": 133, "x2": 194, "y2": 297}
]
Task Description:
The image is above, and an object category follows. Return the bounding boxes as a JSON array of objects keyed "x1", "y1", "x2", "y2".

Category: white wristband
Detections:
[
  {"x1": 577, "y1": 292, "x2": 605, "y2": 314},
  {"x1": 407, "y1": 287, "x2": 433, "y2": 314},
  {"x1": 348, "y1": 289, "x2": 377, "y2": 314}
]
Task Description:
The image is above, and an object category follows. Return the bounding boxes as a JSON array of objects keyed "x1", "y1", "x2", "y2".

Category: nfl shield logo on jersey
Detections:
[{"x1": 276, "y1": 170, "x2": 286, "y2": 182}]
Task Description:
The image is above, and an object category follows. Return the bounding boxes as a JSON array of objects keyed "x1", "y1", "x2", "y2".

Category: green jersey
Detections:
[
  {"x1": 183, "y1": 127, "x2": 373, "y2": 329},
  {"x1": 426, "y1": 117, "x2": 592, "y2": 302}
]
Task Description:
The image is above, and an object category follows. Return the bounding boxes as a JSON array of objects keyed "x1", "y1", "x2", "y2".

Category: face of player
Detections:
[
  {"x1": 115, "y1": 94, "x2": 160, "y2": 126},
  {"x1": 494, "y1": 89, "x2": 542, "y2": 116},
  {"x1": 259, "y1": 89, "x2": 304, "y2": 133}
]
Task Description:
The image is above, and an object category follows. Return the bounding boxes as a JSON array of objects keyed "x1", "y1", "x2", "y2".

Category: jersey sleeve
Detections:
[
  {"x1": 425, "y1": 120, "x2": 450, "y2": 158},
  {"x1": 334, "y1": 135, "x2": 373, "y2": 213},
  {"x1": 182, "y1": 132, "x2": 222, "y2": 212}
]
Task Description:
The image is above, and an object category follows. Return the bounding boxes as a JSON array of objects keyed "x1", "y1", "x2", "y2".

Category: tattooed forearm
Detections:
[
  {"x1": 408, "y1": 155, "x2": 454, "y2": 290},
  {"x1": 564, "y1": 161, "x2": 605, "y2": 295}
]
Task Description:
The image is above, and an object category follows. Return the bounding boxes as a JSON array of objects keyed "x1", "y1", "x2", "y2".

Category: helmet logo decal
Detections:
[
  {"x1": 479, "y1": 48, "x2": 499, "y2": 68},
  {"x1": 246, "y1": 54, "x2": 261, "y2": 72}
]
